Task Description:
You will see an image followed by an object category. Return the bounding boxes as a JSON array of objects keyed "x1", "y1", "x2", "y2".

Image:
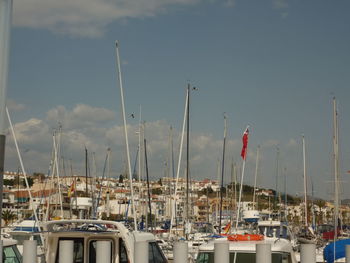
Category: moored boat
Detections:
[
  {"x1": 196, "y1": 236, "x2": 297, "y2": 263},
  {"x1": 43, "y1": 219, "x2": 168, "y2": 263}
]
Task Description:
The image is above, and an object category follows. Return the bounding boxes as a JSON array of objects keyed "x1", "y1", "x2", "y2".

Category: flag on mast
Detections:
[
  {"x1": 68, "y1": 180, "x2": 75, "y2": 198},
  {"x1": 240, "y1": 126, "x2": 249, "y2": 160}
]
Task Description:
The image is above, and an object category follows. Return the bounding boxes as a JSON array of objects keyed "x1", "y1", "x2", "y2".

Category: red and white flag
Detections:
[{"x1": 240, "y1": 126, "x2": 249, "y2": 160}]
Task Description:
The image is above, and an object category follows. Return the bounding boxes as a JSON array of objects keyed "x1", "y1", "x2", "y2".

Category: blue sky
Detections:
[{"x1": 4, "y1": 0, "x2": 350, "y2": 200}]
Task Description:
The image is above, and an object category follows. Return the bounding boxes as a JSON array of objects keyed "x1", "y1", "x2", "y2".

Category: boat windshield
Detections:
[
  {"x1": 149, "y1": 241, "x2": 167, "y2": 263},
  {"x1": 55, "y1": 238, "x2": 84, "y2": 263},
  {"x1": 197, "y1": 252, "x2": 292, "y2": 263},
  {"x1": 258, "y1": 226, "x2": 289, "y2": 239},
  {"x1": 3, "y1": 245, "x2": 22, "y2": 263}
]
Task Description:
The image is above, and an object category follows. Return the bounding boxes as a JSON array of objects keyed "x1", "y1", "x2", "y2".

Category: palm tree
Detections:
[{"x1": 2, "y1": 209, "x2": 16, "y2": 226}]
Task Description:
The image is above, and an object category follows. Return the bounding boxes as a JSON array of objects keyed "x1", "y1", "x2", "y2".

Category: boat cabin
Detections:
[
  {"x1": 257, "y1": 220, "x2": 293, "y2": 240},
  {"x1": 196, "y1": 237, "x2": 297, "y2": 263},
  {"x1": 43, "y1": 219, "x2": 168, "y2": 263}
]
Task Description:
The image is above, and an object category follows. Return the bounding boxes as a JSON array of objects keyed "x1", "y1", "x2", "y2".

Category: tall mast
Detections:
[
  {"x1": 219, "y1": 114, "x2": 227, "y2": 234},
  {"x1": 138, "y1": 105, "x2": 142, "y2": 183},
  {"x1": 169, "y1": 89, "x2": 188, "y2": 235},
  {"x1": 144, "y1": 139, "x2": 153, "y2": 232},
  {"x1": 91, "y1": 152, "x2": 97, "y2": 219},
  {"x1": 252, "y1": 145, "x2": 260, "y2": 207},
  {"x1": 115, "y1": 41, "x2": 137, "y2": 229},
  {"x1": 302, "y1": 134, "x2": 308, "y2": 227},
  {"x1": 311, "y1": 176, "x2": 315, "y2": 228},
  {"x1": 284, "y1": 167, "x2": 287, "y2": 221},
  {"x1": 186, "y1": 84, "x2": 190, "y2": 231},
  {"x1": 216, "y1": 159, "x2": 220, "y2": 226},
  {"x1": 6, "y1": 108, "x2": 44, "y2": 245},
  {"x1": 333, "y1": 97, "x2": 339, "y2": 243},
  {"x1": 53, "y1": 131, "x2": 63, "y2": 218},
  {"x1": 229, "y1": 160, "x2": 235, "y2": 229},
  {"x1": 85, "y1": 147, "x2": 88, "y2": 197},
  {"x1": 274, "y1": 147, "x2": 279, "y2": 211},
  {"x1": 234, "y1": 163, "x2": 237, "y2": 213}
]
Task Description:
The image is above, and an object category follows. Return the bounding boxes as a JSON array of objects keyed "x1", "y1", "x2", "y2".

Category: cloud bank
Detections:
[
  {"x1": 12, "y1": 0, "x2": 200, "y2": 37},
  {"x1": 12, "y1": 0, "x2": 244, "y2": 37},
  {"x1": 5, "y1": 103, "x2": 302, "y2": 193}
]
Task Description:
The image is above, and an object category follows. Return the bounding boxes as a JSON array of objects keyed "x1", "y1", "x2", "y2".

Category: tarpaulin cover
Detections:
[{"x1": 324, "y1": 239, "x2": 350, "y2": 263}]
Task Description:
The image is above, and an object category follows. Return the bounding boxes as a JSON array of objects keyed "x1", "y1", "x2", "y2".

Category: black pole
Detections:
[
  {"x1": 274, "y1": 147, "x2": 279, "y2": 211},
  {"x1": 219, "y1": 116, "x2": 227, "y2": 234},
  {"x1": 144, "y1": 139, "x2": 153, "y2": 232}
]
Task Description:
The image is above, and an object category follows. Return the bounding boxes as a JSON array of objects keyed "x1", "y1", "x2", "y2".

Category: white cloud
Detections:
[
  {"x1": 4, "y1": 103, "x2": 307, "y2": 193},
  {"x1": 46, "y1": 104, "x2": 115, "y2": 130},
  {"x1": 5, "y1": 104, "x2": 240, "y2": 179},
  {"x1": 12, "y1": 0, "x2": 200, "y2": 37},
  {"x1": 9, "y1": 118, "x2": 50, "y2": 145}
]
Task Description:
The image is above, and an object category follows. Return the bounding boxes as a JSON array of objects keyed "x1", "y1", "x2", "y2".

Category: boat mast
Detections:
[
  {"x1": 252, "y1": 145, "x2": 260, "y2": 208},
  {"x1": 85, "y1": 147, "x2": 88, "y2": 197},
  {"x1": 115, "y1": 41, "x2": 137, "y2": 229},
  {"x1": 229, "y1": 160, "x2": 235, "y2": 230},
  {"x1": 219, "y1": 114, "x2": 227, "y2": 234},
  {"x1": 53, "y1": 129, "x2": 64, "y2": 218},
  {"x1": 274, "y1": 147, "x2": 279, "y2": 212},
  {"x1": 169, "y1": 88, "x2": 188, "y2": 235},
  {"x1": 45, "y1": 134, "x2": 57, "y2": 221},
  {"x1": 311, "y1": 176, "x2": 315, "y2": 228},
  {"x1": 6, "y1": 108, "x2": 44, "y2": 245},
  {"x1": 284, "y1": 167, "x2": 287, "y2": 221},
  {"x1": 144, "y1": 139, "x2": 153, "y2": 232},
  {"x1": 138, "y1": 105, "x2": 142, "y2": 183},
  {"x1": 186, "y1": 84, "x2": 190, "y2": 237},
  {"x1": 216, "y1": 159, "x2": 220, "y2": 226},
  {"x1": 234, "y1": 162, "x2": 237, "y2": 214},
  {"x1": 302, "y1": 134, "x2": 308, "y2": 227},
  {"x1": 333, "y1": 97, "x2": 339, "y2": 243}
]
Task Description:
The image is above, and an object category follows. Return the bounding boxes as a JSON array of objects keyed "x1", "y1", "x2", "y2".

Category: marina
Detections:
[{"x1": 1, "y1": 0, "x2": 350, "y2": 262}]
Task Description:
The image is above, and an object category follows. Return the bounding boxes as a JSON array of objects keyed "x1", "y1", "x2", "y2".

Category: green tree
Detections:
[
  {"x1": 2, "y1": 210, "x2": 16, "y2": 226},
  {"x1": 33, "y1": 172, "x2": 45, "y2": 182},
  {"x1": 152, "y1": 188, "x2": 162, "y2": 195},
  {"x1": 119, "y1": 174, "x2": 124, "y2": 184},
  {"x1": 22, "y1": 177, "x2": 34, "y2": 188},
  {"x1": 3, "y1": 179, "x2": 14, "y2": 186}
]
